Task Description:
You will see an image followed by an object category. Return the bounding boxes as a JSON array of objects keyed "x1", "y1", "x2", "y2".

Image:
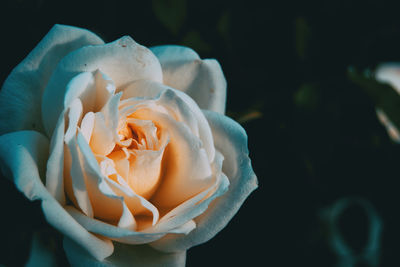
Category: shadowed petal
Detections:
[
  {"x1": 0, "y1": 24, "x2": 104, "y2": 135},
  {"x1": 0, "y1": 130, "x2": 113, "y2": 260},
  {"x1": 64, "y1": 237, "x2": 186, "y2": 267}
]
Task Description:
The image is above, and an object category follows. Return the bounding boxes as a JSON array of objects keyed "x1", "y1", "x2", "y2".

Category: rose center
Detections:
[{"x1": 96, "y1": 113, "x2": 168, "y2": 200}]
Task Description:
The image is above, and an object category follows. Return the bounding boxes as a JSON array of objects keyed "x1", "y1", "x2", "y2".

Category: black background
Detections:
[{"x1": 2, "y1": 0, "x2": 400, "y2": 266}]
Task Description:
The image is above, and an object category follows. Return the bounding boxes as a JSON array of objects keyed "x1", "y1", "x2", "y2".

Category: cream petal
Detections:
[
  {"x1": 148, "y1": 151, "x2": 229, "y2": 235},
  {"x1": 95, "y1": 153, "x2": 160, "y2": 222},
  {"x1": 89, "y1": 93, "x2": 121, "y2": 155},
  {"x1": 0, "y1": 24, "x2": 104, "y2": 135},
  {"x1": 64, "y1": 237, "x2": 186, "y2": 267},
  {"x1": 80, "y1": 112, "x2": 95, "y2": 144},
  {"x1": 150, "y1": 45, "x2": 226, "y2": 114},
  {"x1": 64, "y1": 70, "x2": 116, "y2": 116},
  {"x1": 107, "y1": 150, "x2": 130, "y2": 178},
  {"x1": 0, "y1": 131, "x2": 113, "y2": 260},
  {"x1": 118, "y1": 201, "x2": 137, "y2": 230},
  {"x1": 131, "y1": 109, "x2": 214, "y2": 208},
  {"x1": 45, "y1": 110, "x2": 66, "y2": 204},
  {"x1": 100, "y1": 92, "x2": 121, "y2": 129},
  {"x1": 76, "y1": 132, "x2": 136, "y2": 230},
  {"x1": 126, "y1": 118, "x2": 160, "y2": 150},
  {"x1": 65, "y1": 206, "x2": 195, "y2": 245},
  {"x1": 127, "y1": 149, "x2": 166, "y2": 200},
  {"x1": 121, "y1": 80, "x2": 215, "y2": 162},
  {"x1": 156, "y1": 90, "x2": 200, "y2": 139},
  {"x1": 42, "y1": 36, "x2": 163, "y2": 136},
  {"x1": 90, "y1": 113, "x2": 116, "y2": 155},
  {"x1": 64, "y1": 100, "x2": 135, "y2": 229},
  {"x1": 64, "y1": 99, "x2": 93, "y2": 217},
  {"x1": 150, "y1": 111, "x2": 257, "y2": 252},
  {"x1": 105, "y1": 177, "x2": 160, "y2": 226}
]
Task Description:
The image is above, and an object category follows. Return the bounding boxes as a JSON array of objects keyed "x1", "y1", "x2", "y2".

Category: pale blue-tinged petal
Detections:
[
  {"x1": 0, "y1": 24, "x2": 104, "y2": 135},
  {"x1": 64, "y1": 238, "x2": 186, "y2": 267},
  {"x1": 150, "y1": 111, "x2": 257, "y2": 252},
  {"x1": 0, "y1": 130, "x2": 113, "y2": 260},
  {"x1": 42, "y1": 36, "x2": 163, "y2": 136},
  {"x1": 151, "y1": 45, "x2": 200, "y2": 63},
  {"x1": 150, "y1": 45, "x2": 226, "y2": 114}
]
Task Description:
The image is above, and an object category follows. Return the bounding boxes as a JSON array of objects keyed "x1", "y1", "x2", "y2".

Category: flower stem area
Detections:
[{"x1": 1, "y1": 0, "x2": 400, "y2": 266}]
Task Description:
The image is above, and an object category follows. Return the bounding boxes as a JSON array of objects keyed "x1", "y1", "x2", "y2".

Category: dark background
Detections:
[{"x1": 2, "y1": 0, "x2": 400, "y2": 266}]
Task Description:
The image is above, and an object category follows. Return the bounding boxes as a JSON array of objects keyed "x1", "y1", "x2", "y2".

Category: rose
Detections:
[
  {"x1": 0, "y1": 24, "x2": 257, "y2": 266},
  {"x1": 374, "y1": 63, "x2": 400, "y2": 142}
]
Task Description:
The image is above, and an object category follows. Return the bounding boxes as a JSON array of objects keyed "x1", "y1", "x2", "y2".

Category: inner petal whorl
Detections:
[{"x1": 98, "y1": 111, "x2": 168, "y2": 201}]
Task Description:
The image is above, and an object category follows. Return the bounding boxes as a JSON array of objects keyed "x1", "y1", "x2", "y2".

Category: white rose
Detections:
[{"x1": 0, "y1": 24, "x2": 258, "y2": 266}]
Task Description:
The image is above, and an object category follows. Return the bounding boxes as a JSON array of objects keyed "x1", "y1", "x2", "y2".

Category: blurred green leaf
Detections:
[
  {"x1": 348, "y1": 66, "x2": 400, "y2": 131},
  {"x1": 294, "y1": 83, "x2": 319, "y2": 109},
  {"x1": 295, "y1": 17, "x2": 311, "y2": 60},
  {"x1": 152, "y1": 0, "x2": 186, "y2": 35},
  {"x1": 181, "y1": 31, "x2": 211, "y2": 53},
  {"x1": 217, "y1": 10, "x2": 231, "y2": 43}
]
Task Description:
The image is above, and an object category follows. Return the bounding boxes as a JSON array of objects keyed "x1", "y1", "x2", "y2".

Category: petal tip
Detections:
[{"x1": 118, "y1": 36, "x2": 137, "y2": 48}]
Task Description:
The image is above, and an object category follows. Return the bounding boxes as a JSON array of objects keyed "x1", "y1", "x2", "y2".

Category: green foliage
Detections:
[
  {"x1": 152, "y1": 0, "x2": 186, "y2": 35},
  {"x1": 294, "y1": 83, "x2": 319, "y2": 110},
  {"x1": 348, "y1": 66, "x2": 400, "y2": 131},
  {"x1": 295, "y1": 17, "x2": 311, "y2": 60},
  {"x1": 217, "y1": 10, "x2": 231, "y2": 45},
  {"x1": 181, "y1": 30, "x2": 211, "y2": 53}
]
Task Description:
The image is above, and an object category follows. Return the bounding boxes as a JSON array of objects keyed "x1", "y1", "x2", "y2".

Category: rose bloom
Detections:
[{"x1": 0, "y1": 25, "x2": 257, "y2": 266}]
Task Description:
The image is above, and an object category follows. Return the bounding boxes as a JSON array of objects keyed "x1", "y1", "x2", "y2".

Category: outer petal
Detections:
[
  {"x1": 0, "y1": 131, "x2": 113, "y2": 260},
  {"x1": 45, "y1": 110, "x2": 66, "y2": 204},
  {"x1": 150, "y1": 111, "x2": 258, "y2": 252},
  {"x1": 42, "y1": 36, "x2": 163, "y2": 136},
  {"x1": 0, "y1": 24, "x2": 104, "y2": 135},
  {"x1": 64, "y1": 238, "x2": 186, "y2": 267},
  {"x1": 151, "y1": 45, "x2": 227, "y2": 114},
  {"x1": 375, "y1": 63, "x2": 400, "y2": 93}
]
